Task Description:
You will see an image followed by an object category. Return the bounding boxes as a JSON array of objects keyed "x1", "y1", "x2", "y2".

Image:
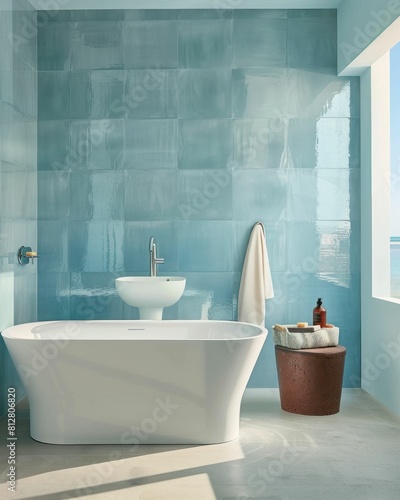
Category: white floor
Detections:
[{"x1": 1, "y1": 389, "x2": 400, "y2": 500}]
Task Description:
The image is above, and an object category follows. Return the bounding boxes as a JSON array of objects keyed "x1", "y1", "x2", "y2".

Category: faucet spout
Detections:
[{"x1": 149, "y1": 236, "x2": 164, "y2": 277}]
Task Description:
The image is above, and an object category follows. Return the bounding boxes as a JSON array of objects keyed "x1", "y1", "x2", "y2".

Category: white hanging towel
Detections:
[{"x1": 238, "y1": 222, "x2": 274, "y2": 327}]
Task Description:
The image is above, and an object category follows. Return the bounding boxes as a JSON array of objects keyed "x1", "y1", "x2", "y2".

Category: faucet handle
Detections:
[{"x1": 155, "y1": 257, "x2": 164, "y2": 264}]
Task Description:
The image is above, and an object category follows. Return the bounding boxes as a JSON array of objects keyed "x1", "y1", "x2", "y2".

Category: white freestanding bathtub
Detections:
[{"x1": 1, "y1": 320, "x2": 267, "y2": 445}]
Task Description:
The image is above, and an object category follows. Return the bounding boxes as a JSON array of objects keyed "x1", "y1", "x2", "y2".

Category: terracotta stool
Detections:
[{"x1": 275, "y1": 345, "x2": 346, "y2": 416}]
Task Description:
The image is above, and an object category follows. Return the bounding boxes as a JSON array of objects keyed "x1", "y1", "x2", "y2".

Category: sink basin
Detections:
[{"x1": 115, "y1": 276, "x2": 186, "y2": 320}]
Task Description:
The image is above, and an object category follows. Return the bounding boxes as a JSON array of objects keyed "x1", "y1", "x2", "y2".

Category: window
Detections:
[{"x1": 390, "y1": 42, "x2": 400, "y2": 298}]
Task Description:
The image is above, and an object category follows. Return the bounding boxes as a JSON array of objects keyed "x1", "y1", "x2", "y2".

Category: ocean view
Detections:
[{"x1": 391, "y1": 237, "x2": 400, "y2": 298}]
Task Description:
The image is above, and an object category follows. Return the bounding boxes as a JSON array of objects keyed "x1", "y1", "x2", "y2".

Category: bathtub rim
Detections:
[{"x1": 1, "y1": 319, "x2": 268, "y2": 341}]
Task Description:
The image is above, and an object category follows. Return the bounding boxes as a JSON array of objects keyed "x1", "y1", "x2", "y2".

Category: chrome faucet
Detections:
[{"x1": 149, "y1": 236, "x2": 164, "y2": 277}]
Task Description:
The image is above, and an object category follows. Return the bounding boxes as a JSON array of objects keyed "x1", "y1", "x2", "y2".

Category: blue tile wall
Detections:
[
  {"x1": 125, "y1": 70, "x2": 177, "y2": 119},
  {"x1": 178, "y1": 119, "x2": 232, "y2": 169},
  {"x1": 288, "y1": 10, "x2": 337, "y2": 70},
  {"x1": 232, "y1": 68, "x2": 287, "y2": 118},
  {"x1": 178, "y1": 170, "x2": 233, "y2": 220},
  {"x1": 125, "y1": 119, "x2": 177, "y2": 169},
  {"x1": 37, "y1": 9, "x2": 361, "y2": 388},
  {"x1": 69, "y1": 71, "x2": 124, "y2": 120},
  {"x1": 125, "y1": 21, "x2": 177, "y2": 69},
  {"x1": 178, "y1": 19, "x2": 232, "y2": 69},
  {"x1": 69, "y1": 120, "x2": 124, "y2": 170},
  {"x1": 70, "y1": 22, "x2": 124, "y2": 71},
  {"x1": 233, "y1": 17, "x2": 287, "y2": 68},
  {"x1": 38, "y1": 71, "x2": 69, "y2": 120},
  {"x1": 0, "y1": 0, "x2": 37, "y2": 413},
  {"x1": 38, "y1": 22, "x2": 70, "y2": 70}
]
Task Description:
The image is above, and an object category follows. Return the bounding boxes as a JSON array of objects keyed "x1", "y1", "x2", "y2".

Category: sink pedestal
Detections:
[{"x1": 139, "y1": 307, "x2": 164, "y2": 320}]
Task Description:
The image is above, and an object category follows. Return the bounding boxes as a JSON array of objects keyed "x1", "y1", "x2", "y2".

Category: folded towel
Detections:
[
  {"x1": 238, "y1": 222, "x2": 274, "y2": 327},
  {"x1": 272, "y1": 325, "x2": 339, "y2": 349}
]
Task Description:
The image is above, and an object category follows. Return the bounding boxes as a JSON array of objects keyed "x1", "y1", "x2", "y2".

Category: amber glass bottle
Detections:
[{"x1": 313, "y1": 298, "x2": 326, "y2": 327}]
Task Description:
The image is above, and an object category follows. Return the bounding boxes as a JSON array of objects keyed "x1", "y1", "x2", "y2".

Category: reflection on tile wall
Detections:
[
  {"x1": 37, "y1": 9, "x2": 361, "y2": 387},
  {"x1": 0, "y1": 0, "x2": 37, "y2": 413}
]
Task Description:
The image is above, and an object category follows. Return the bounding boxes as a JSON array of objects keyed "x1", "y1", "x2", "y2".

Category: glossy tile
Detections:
[
  {"x1": 178, "y1": 170, "x2": 232, "y2": 220},
  {"x1": 125, "y1": 10, "x2": 178, "y2": 20},
  {"x1": 286, "y1": 272, "x2": 360, "y2": 327},
  {"x1": 70, "y1": 10, "x2": 124, "y2": 21},
  {"x1": 178, "y1": 220, "x2": 234, "y2": 272},
  {"x1": 0, "y1": 10, "x2": 12, "y2": 72},
  {"x1": 70, "y1": 272, "x2": 123, "y2": 320},
  {"x1": 178, "y1": 20, "x2": 232, "y2": 69},
  {"x1": 125, "y1": 21, "x2": 177, "y2": 69},
  {"x1": 14, "y1": 273, "x2": 37, "y2": 325},
  {"x1": 233, "y1": 68, "x2": 286, "y2": 118},
  {"x1": 233, "y1": 119, "x2": 286, "y2": 169},
  {"x1": 125, "y1": 119, "x2": 177, "y2": 170},
  {"x1": 7, "y1": 69, "x2": 37, "y2": 118},
  {"x1": 124, "y1": 170, "x2": 177, "y2": 220},
  {"x1": 0, "y1": 221, "x2": 10, "y2": 272},
  {"x1": 0, "y1": 121, "x2": 37, "y2": 170},
  {"x1": 38, "y1": 221, "x2": 69, "y2": 273},
  {"x1": 233, "y1": 169, "x2": 287, "y2": 221},
  {"x1": 0, "y1": 101, "x2": 27, "y2": 125},
  {"x1": 38, "y1": 71, "x2": 69, "y2": 120},
  {"x1": 286, "y1": 221, "x2": 359, "y2": 275},
  {"x1": 38, "y1": 120, "x2": 69, "y2": 170},
  {"x1": 288, "y1": 118, "x2": 360, "y2": 169},
  {"x1": 178, "y1": 119, "x2": 232, "y2": 170},
  {"x1": 287, "y1": 169, "x2": 360, "y2": 221},
  {"x1": 39, "y1": 10, "x2": 70, "y2": 22},
  {"x1": 70, "y1": 21, "x2": 124, "y2": 70},
  {"x1": 69, "y1": 70, "x2": 124, "y2": 119},
  {"x1": 0, "y1": 272, "x2": 14, "y2": 336},
  {"x1": 122, "y1": 300, "x2": 141, "y2": 320},
  {"x1": 286, "y1": 169, "x2": 321, "y2": 221},
  {"x1": 264, "y1": 271, "x2": 289, "y2": 327},
  {"x1": 178, "y1": 272, "x2": 234, "y2": 320},
  {"x1": 288, "y1": 11, "x2": 337, "y2": 70},
  {"x1": 124, "y1": 221, "x2": 178, "y2": 273},
  {"x1": 11, "y1": 4, "x2": 37, "y2": 71},
  {"x1": 287, "y1": 69, "x2": 360, "y2": 118},
  {"x1": 248, "y1": 332, "x2": 280, "y2": 386},
  {"x1": 233, "y1": 9, "x2": 287, "y2": 19},
  {"x1": 37, "y1": 273, "x2": 70, "y2": 321},
  {"x1": 0, "y1": 70, "x2": 12, "y2": 106},
  {"x1": 341, "y1": 324, "x2": 362, "y2": 388},
  {"x1": 38, "y1": 22, "x2": 70, "y2": 70},
  {"x1": 38, "y1": 170, "x2": 70, "y2": 220},
  {"x1": 124, "y1": 70, "x2": 177, "y2": 118},
  {"x1": 178, "y1": 9, "x2": 232, "y2": 20},
  {"x1": 0, "y1": 170, "x2": 36, "y2": 219},
  {"x1": 69, "y1": 119, "x2": 124, "y2": 170},
  {"x1": 70, "y1": 170, "x2": 124, "y2": 221},
  {"x1": 288, "y1": 9, "x2": 337, "y2": 18},
  {"x1": 68, "y1": 221, "x2": 124, "y2": 272},
  {"x1": 178, "y1": 69, "x2": 231, "y2": 118},
  {"x1": 233, "y1": 18, "x2": 286, "y2": 68}
]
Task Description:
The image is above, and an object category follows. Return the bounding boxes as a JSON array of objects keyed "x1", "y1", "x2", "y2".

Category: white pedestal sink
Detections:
[{"x1": 115, "y1": 276, "x2": 186, "y2": 320}]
